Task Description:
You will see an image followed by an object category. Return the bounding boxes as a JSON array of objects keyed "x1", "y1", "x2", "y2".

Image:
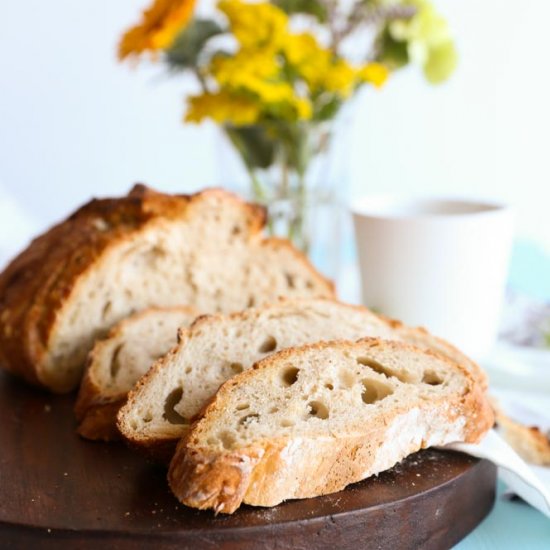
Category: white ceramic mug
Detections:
[{"x1": 351, "y1": 196, "x2": 515, "y2": 359}]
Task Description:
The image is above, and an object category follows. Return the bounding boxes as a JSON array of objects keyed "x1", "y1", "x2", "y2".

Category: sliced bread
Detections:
[
  {"x1": 493, "y1": 401, "x2": 550, "y2": 465},
  {"x1": 75, "y1": 306, "x2": 199, "y2": 441},
  {"x1": 168, "y1": 338, "x2": 493, "y2": 513},
  {"x1": 0, "y1": 185, "x2": 333, "y2": 392},
  {"x1": 117, "y1": 298, "x2": 486, "y2": 460}
]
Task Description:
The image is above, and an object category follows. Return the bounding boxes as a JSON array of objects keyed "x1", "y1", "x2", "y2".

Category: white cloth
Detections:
[{"x1": 443, "y1": 430, "x2": 550, "y2": 519}]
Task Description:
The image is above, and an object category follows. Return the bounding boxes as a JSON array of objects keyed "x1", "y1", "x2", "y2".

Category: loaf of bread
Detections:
[
  {"x1": 117, "y1": 298, "x2": 486, "y2": 461},
  {"x1": 0, "y1": 185, "x2": 333, "y2": 392},
  {"x1": 75, "y1": 306, "x2": 199, "y2": 441},
  {"x1": 168, "y1": 338, "x2": 493, "y2": 513}
]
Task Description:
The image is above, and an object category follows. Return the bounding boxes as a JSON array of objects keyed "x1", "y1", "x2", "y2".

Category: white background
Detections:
[{"x1": 0, "y1": 0, "x2": 549, "y2": 262}]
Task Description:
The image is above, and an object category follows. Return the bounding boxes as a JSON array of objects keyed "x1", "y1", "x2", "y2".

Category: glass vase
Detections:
[{"x1": 221, "y1": 117, "x2": 351, "y2": 279}]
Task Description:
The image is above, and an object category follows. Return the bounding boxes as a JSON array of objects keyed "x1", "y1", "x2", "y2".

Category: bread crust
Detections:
[
  {"x1": 168, "y1": 338, "x2": 494, "y2": 513},
  {"x1": 494, "y1": 404, "x2": 550, "y2": 466},
  {"x1": 75, "y1": 305, "x2": 198, "y2": 441},
  {"x1": 75, "y1": 400, "x2": 124, "y2": 441},
  {"x1": 0, "y1": 185, "x2": 333, "y2": 392},
  {"x1": 118, "y1": 298, "x2": 488, "y2": 461}
]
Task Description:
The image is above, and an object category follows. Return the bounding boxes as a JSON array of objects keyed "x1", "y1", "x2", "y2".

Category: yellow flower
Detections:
[
  {"x1": 284, "y1": 33, "x2": 325, "y2": 68},
  {"x1": 213, "y1": 59, "x2": 293, "y2": 104},
  {"x1": 119, "y1": 0, "x2": 196, "y2": 60},
  {"x1": 284, "y1": 33, "x2": 330, "y2": 85},
  {"x1": 218, "y1": 0, "x2": 288, "y2": 52},
  {"x1": 209, "y1": 49, "x2": 311, "y2": 121},
  {"x1": 185, "y1": 91, "x2": 261, "y2": 125},
  {"x1": 293, "y1": 98, "x2": 313, "y2": 120},
  {"x1": 322, "y1": 59, "x2": 358, "y2": 97},
  {"x1": 284, "y1": 33, "x2": 366, "y2": 98},
  {"x1": 358, "y1": 63, "x2": 389, "y2": 88},
  {"x1": 211, "y1": 51, "x2": 279, "y2": 86}
]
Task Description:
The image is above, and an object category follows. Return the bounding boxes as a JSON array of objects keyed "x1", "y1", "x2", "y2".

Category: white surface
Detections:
[
  {"x1": 351, "y1": 196, "x2": 514, "y2": 357},
  {"x1": 0, "y1": 0, "x2": 549, "y2": 258}
]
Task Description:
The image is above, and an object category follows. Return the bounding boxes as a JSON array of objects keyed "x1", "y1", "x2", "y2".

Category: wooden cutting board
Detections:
[{"x1": 0, "y1": 370, "x2": 496, "y2": 549}]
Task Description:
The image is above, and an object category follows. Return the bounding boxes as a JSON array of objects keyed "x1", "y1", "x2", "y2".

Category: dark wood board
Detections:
[{"x1": 0, "y1": 370, "x2": 496, "y2": 549}]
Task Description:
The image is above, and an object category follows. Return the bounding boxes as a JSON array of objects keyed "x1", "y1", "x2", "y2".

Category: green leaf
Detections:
[
  {"x1": 225, "y1": 125, "x2": 276, "y2": 170},
  {"x1": 273, "y1": 0, "x2": 327, "y2": 22},
  {"x1": 314, "y1": 96, "x2": 342, "y2": 122},
  {"x1": 375, "y1": 28, "x2": 409, "y2": 70},
  {"x1": 166, "y1": 19, "x2": 223, "y2": 70}
]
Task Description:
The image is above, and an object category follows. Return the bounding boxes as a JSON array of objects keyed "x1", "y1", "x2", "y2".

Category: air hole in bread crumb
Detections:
[
  {"x1": 235, "y1": 403, "x2": 250, "y2": 411},
  {"x1": 110, "y1": 344, "x2": 124, "y2": 379},
  {"x1": 422, "y1": 371, "x2": 443, "y2": 386},
  {"x1": 163, "y1": 388, "x2": 188, "y2": 425},
  {"x1": 239, "y1": 413, "x2": 260, "y2": 427},
  {"x1": 361, "y1": 379, "x2": 394, "y2": 405},
  {"x1": 219, "y1": 430, "x2": 236, "y2": 449},
  {"x1": 143, "y1": 412, "x2": 153, "y2": 423},
  {"x1": 339, "y1": 369, "x2": 355, "y2": 389},
  {"x1": 247, "y1": 296, "x2": 256, "y2": 308},
  {"x1": 102, "y1": 301, "x2": 112, "y2": 320},
  {"x1": 281, "y1": 419, "x2": 294, "y2": 427},
  {"x1": 185, "y1": 366, "x2": 192, "y2": 374},
  {"x1": 230, "y1": 362, "x2": 244, "y2": 374},
  {"x1": 357, "y1": 357, "x2": 407, "y2": 383},
  {"x1": 232, "y1": 225, "x2": 241, "y2": 235},
  {"x1": 324, "y1": 382, "x2": 334, "y2": 390},
  {"x1": 135, "y1": 245, "x2": 167, "y2": 269},
  {"x1": 281, "y1": 366, "x2": 300, "y2": 387},
  {"x1": 259, "y1": 335, "x2": 277, "y2": 353},
  {"x1": 307, "y1": 401, "x2": 329, "y2": 420},
  {"x1": 285, "y1": 273, "x2": 295, "y2": 289},
  {"x1": 269, "y1": 406, "x2": 279, "y2": 413}
]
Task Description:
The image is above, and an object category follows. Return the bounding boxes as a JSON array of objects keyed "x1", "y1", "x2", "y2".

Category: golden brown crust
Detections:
[
  {"x1": 375, "y1": 312, "x2": 488, "y2": 390},
  {"x1": 0, "y1": 185, "x2": 332, "y2": 392},
  {"x1": 169, "y1": 439, "x2": 264, "y2": 513},
  {"x1": 76, "y1": 401, "x2": 125, "y2": 442},
  {"x1": 494, "y1": 404, "x2": 550, "y2": 465},
  {"x1": 168, "y1": 338, "x2": 494, "y2": 513},
  {"x1": 119, "y1": 298, "x2": 488, "y2": 461},
  {"x1": 74, "y1": 305, "x2": 198, "y2": 441}
]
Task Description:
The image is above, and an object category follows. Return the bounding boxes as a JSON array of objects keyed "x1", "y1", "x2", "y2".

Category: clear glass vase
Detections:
[{"x1": 221, "y1": 116, "x2": 351, "y2": 279}]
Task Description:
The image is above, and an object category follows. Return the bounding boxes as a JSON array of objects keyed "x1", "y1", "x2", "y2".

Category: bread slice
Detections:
[
  {"x1": 0, "y1": 185, "x2": 333, "y2": 393},
  {"x1": 168, "y1": 338, "x2": 493, "y2": 513},
  {"x1": 117, "y1": 298, "x2": 486, "y2": 461},
  {"x1": 75, "y1": 306, "x2": 199, "y2": 441},
  {"x1": 493, "y1": 401, "x2": 550, "y2": 466}
]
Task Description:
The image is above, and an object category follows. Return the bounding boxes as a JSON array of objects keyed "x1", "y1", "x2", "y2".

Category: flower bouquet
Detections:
[{"x1": 120, "y1": 0, "x2": 457, "y2": 254}]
